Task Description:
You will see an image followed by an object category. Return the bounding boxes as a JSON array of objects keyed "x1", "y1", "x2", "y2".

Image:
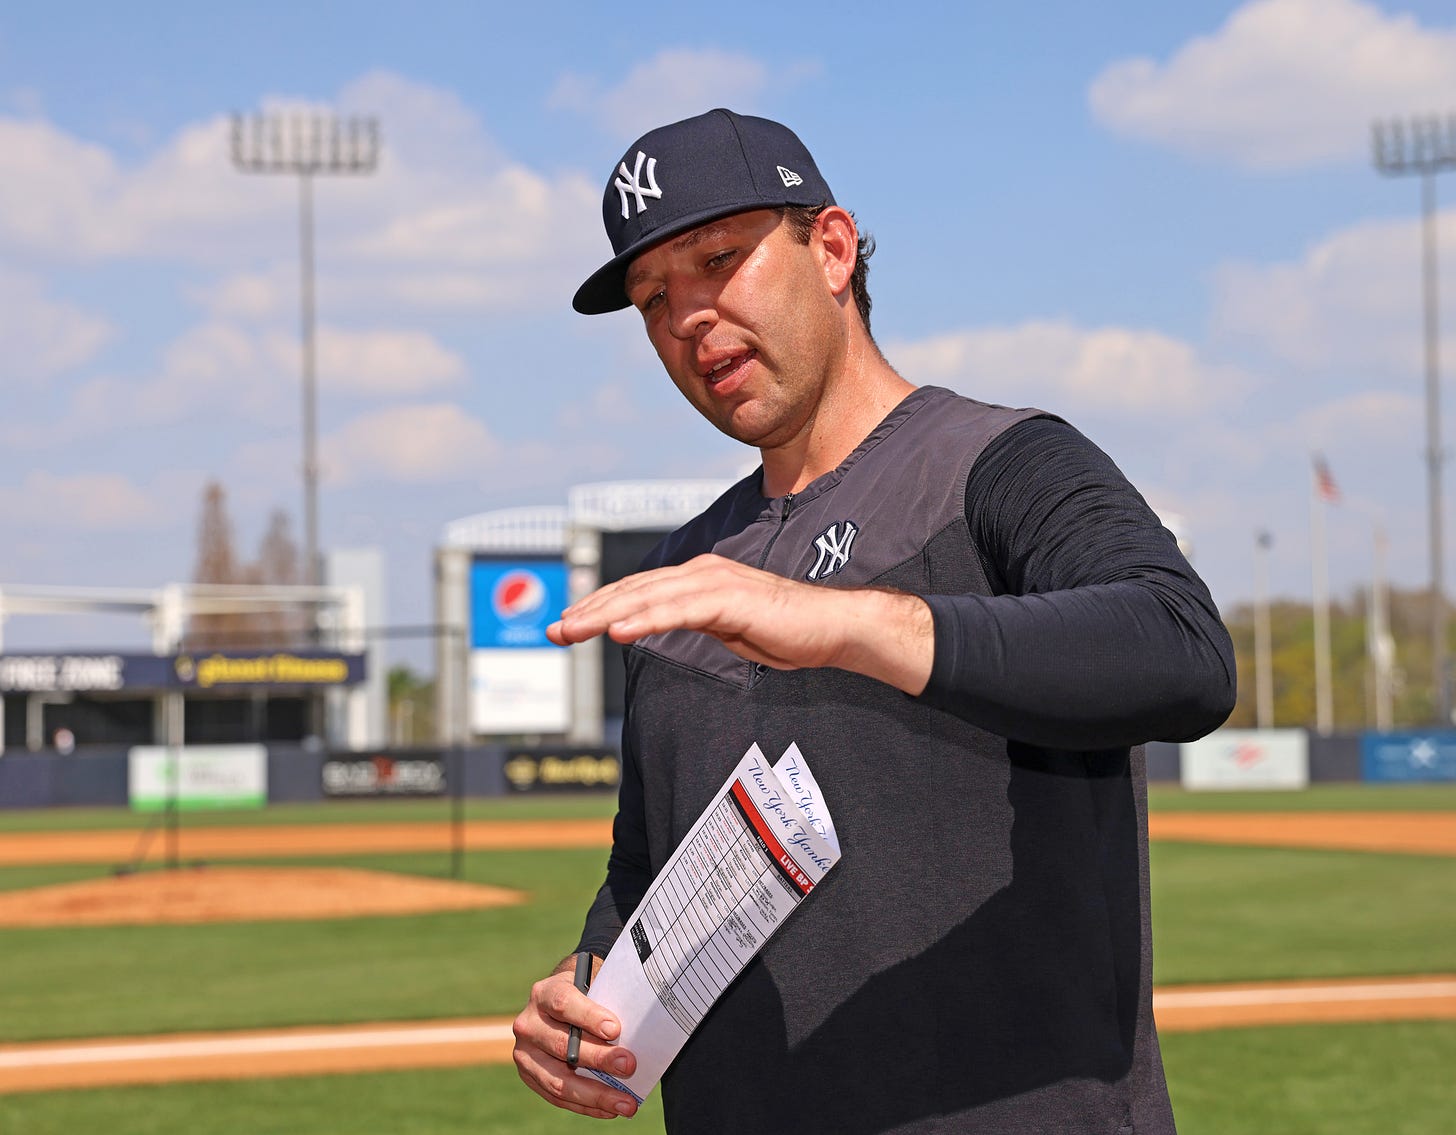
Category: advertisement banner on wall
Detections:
[
  {"x1": 321, "y1": 752, "x2": 447, "y2": 797},
  {"x1": 0, "y1": 653, "x2": 175, "y2": 693},
  {"x1": 1180, "y1": 729, "x2": 1309, "y2": 790},
  {"x1": 128, "y1": 744, "x2": 268, "y2": 811},
  {"x1": 172, "y1": 651, "x2": 365, "y2": 689},
  {"x1": 469, "y1": 558, "x2": 570, "y2": 734},
  {"x1": 0, "y1": 652, "x2": 364, "y2": 693},
  {"x1": 502, "y1": 747, "x2": 621, "y2": 793},
  {"x1": 1361, "y1": 732, "x2": 1456, "y2": 782}
]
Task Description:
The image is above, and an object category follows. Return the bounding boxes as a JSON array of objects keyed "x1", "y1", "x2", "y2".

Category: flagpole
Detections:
[
  {"x1": 1311, "y1": 457, "x2": 1334, "y2": 734},
  {"x1": 1254, "y1": 531, "x2": 1274, "y2": 729},
  {"x1": 1371, "y1": 524, "x2": 1394, "y2": 731}
]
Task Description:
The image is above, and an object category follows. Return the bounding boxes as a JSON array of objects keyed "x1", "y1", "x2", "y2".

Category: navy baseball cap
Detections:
[{"x1": 572, "y1": 108, "x2": 835, "y2": 315}]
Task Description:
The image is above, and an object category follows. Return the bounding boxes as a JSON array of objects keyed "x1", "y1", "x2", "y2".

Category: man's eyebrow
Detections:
[
  {"x1": 670, "y1": 222, "x2": 731, "y2": 253},
  {"x1": 625, "y1": 223, "x2": 737, "y2": 294}
]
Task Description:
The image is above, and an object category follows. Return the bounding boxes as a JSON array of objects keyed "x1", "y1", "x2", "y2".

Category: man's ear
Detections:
[{"x1": 815, "y1": 207, "x2": 858, "y2": 298}]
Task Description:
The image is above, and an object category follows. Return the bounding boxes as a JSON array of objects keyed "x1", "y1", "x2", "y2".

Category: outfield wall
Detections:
[
  {"x1": 0, "y1": 743, "x2": 620, "y2": 809},
  {"x1": 0, "y1": 732, "x2": 1449, "y2": 810}
]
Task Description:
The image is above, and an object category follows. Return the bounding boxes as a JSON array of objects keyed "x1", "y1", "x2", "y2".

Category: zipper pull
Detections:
[{"x1": 782, "y1": 492, "x2": 795, "y2": 521}]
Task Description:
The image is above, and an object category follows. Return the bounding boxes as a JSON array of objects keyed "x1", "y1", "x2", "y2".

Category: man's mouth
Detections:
[{"x1": 704, "y1": 350, "x2": 755, "y2": 385}]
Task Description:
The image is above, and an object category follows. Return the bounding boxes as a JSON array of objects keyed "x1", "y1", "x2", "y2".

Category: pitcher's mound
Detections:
[{"x1": 0, "y1": 867, "x2": 524, "y2": 927}]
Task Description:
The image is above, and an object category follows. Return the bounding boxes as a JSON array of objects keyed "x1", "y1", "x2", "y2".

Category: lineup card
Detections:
[{"x1": 579, "y1": 743, "x2": 840, "y2": 1103}]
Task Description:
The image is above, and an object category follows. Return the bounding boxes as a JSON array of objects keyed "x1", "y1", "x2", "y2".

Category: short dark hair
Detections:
[{"x1": 779, "y1": 205, "x2": 875, "y2": 335}]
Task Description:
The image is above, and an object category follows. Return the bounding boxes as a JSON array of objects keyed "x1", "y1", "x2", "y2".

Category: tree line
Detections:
[
  {"x1": 184, "y1": 480, "x2": 307, "y2": 650},
  {"x1": 186, "y1": 480, "x2": 436, "y2": 743},
  {"x1": 1222, "y1": 585, "x2": 1451, "y2": 730}
]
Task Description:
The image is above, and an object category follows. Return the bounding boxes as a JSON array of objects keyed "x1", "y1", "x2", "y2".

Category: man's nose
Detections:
[{"x1": 666, "y1": 285, "x2": 715, "y2": 341}]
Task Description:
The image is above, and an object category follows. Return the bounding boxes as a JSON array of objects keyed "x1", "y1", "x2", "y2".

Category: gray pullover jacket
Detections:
[{"x1": 579, "y1": 385, "x2": 1235, "y2": 1134}]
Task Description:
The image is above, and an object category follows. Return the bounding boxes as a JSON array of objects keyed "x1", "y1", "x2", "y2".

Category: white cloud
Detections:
[
  {"x1": 1089, "y1": 0, "x2": 1456, "y2": 168},
  {"x1": 313, "y1": 327, "x2": 466, "y2": 396},
  {"x1": 0, "y1": 271, "x2": 114, "y2": 380},
  {"x1": 61, "y1": 323, "x2": 270, "y2": 437},
  {"x1": 192, "y1": 270, "x2": 288, "y2": 322},
  {"x1": 0, "y1": 73, "x2": 605, "y2": 312},
  {"x1": 1211, "y1": 207, "x2": 1456, "y2": 372},
  {"x1": 53, "y1": 321, "x2": 465, "y2": 442},
  {"x1": 0, "y1": 117, "x2": 125, "y2": 257},
  {"x1": 1292, "y1": 389, "x2": 1420, "y2": 450},
  {"x1": 337, "y1": 70, "x2": 508, "y2": 175},
  {"x1": 347, "y1": 165, "x2": 600, "y2": 273},
  {"x1": 549, "y1": 49, "x2": 787, "y2": 138},
  {"x1": 0, "y1": 111, "x2": 303, "y2": 262},
  {"x1": 0, "y1": 471, "x2": 164, "y2": 531},
  {"x1": 194, "y1": 259, "x2": 595, "y2": 322},
  {"x1": 556, "y1": 381, "x2": 646, "y2": 432},
  {"x1": 321, "y1": 402, "x2": 498, "y2": 485},
  {"x1": 885, "y1": 320, "x2": 1255, "y2": 420}
]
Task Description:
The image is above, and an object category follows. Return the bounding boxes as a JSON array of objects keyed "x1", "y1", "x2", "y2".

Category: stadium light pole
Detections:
[
  {"x1": 1372, "y1": 113, "x2": 1456, "y2": 724},
  {"x1": 230, "y1": 112, "x2": 380, "y2": 586}
]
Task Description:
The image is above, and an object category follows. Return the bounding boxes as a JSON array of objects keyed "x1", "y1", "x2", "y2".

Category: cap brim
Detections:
[{"x1": 571, "y1": 202, "x2": 781, "y2": 316}]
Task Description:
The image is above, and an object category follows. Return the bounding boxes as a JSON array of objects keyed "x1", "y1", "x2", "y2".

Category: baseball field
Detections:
[{"x1": 0, "y1": 784, "x2": 1453, "y2": 1133}]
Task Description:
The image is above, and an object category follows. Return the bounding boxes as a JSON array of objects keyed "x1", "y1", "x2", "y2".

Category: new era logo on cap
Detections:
[{"x1": 573, "y1": 108, "x2": 836, "y2": 315}]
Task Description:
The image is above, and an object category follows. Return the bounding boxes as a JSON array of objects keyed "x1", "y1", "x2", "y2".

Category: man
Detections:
[{"x1": 513, "y1": 108, "x2": 1234, "y2": 1133}]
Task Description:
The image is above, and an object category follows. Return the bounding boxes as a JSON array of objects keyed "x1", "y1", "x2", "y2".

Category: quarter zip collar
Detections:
[{"x1": 739, "y1": 385, "x2": 942, "y2": 520}]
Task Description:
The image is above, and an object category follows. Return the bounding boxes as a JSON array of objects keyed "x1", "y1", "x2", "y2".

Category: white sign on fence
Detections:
[
  {"x1": 1180, "y1": 729, "x2": 1309, "y2": 790},
  {"x1": 128, "y1": 744, "x2": 268, "y2": 811}
]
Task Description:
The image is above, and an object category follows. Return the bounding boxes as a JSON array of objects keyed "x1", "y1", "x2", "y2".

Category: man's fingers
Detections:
[
  {"x1": 548, "y1": 553, "x2": 850, "y2": 673},
  {"x1": 513, "y1": 1044, "x2": 636, "y2": 1119},
  {"x1": 603, "y1": 587, "x2": 740, "y2": 643},
  {"x1": 511, "y1": 985, "x2": 638, "y2": 1120},
  {"x1": 566, "y1": 1035, "x2": 638, "y2": 1089},
  {"x1": 555, "y1": 557, "x2": 755, "y2": 642},
  {"x1": 536, "y1": 974, "x2": 622, "y2": 1042}
]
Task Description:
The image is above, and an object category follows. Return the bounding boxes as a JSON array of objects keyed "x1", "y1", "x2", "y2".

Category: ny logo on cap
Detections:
[
  {"x1": 777, "y1": 165, "x2": 803, "y2": 188},
  {"x1": 806, "y1": 520, "x2": 858, "y2": 581},
  {"x1": 615, "y1": 151, "x2": 663, "y2": 219}
]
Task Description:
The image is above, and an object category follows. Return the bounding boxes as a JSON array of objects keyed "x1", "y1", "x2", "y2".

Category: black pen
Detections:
[{"x1": 565, "y1": 951, "x2": 592, "y2": 1069}]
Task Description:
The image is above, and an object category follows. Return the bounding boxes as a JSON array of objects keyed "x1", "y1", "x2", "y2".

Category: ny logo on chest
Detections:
[{"x1": 806, "y1": 520, "x2": 859, "y2": 581}]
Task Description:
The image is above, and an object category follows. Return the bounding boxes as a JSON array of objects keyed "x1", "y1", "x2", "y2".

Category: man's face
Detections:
[{"x1": 623, "y1": 208, "x2": 847, "y2": 452}]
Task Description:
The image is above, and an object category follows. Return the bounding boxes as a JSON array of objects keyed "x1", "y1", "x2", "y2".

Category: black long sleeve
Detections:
[{"x1": 918, "y1": 417, "x2": 1236, "y2": 749}]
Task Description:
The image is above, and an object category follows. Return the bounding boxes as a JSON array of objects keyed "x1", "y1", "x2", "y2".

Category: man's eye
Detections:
[
  {"x1": 642, "y1": 289, "x2": 665, "y2": 312},
  {"x1": 706, "y1": 250, "x2": 737, "y2": 270}
]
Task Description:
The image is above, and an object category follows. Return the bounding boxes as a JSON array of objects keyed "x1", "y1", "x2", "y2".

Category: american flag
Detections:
[{"x1": 1313, "y1": 454, "x2": 1340, "y2": 504}]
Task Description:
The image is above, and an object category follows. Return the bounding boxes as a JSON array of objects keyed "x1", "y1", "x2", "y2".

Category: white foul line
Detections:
[
  {"x1": 1154, "y1": 980, "x2": 1456, "y2": 1010},
  {"x1": 0, "y1": 1023, "x2": 516, "y2": 1070},
  {"x1": 6, "y1": 982, "x2": 1455, "y2": 1074}
]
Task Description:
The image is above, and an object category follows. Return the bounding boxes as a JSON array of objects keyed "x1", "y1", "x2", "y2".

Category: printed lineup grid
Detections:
[{"x1": 631, "y1": 788, "x2": 801, "y2": 1034}]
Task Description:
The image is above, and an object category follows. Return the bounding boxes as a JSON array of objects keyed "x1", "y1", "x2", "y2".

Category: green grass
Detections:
[
  {"x1": 0, "y1": 1064, "x2": 665, "y2": 1135},
  {"x1": 4, "y1": 840, "x2": 1449, "y2": 1043},
  {"x1": 1, "y1": 788, "x2": 1452, "y2": 1133},
  {"x1": 1161, "y1": 1021, "x2": 1456, "y2": 1135},
  {"x1": 0, "y1": 849, "x2": 609, "y2": 1043},
  {"x1": 1151, "y1": 843, "x2": 1456, "y2": 984},
  {"x1": 3, "y1": 1024, "x2": 1451, "y2": 1135}
]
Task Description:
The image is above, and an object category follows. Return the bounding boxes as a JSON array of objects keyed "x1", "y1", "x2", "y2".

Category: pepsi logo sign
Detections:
[
  {"x1": 493, "y1": 569, "x2": 547, "y2": 624},
  {"x1": 469, "y1": 559, "x2": 568, "y2": 650}
]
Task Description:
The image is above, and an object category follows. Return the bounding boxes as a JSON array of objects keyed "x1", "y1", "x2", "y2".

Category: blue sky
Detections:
[{"x1": 4, "y1": 0, "x2": 1456, "y2": 664}]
